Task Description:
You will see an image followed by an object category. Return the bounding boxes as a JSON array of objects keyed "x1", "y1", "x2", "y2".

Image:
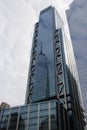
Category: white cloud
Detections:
[{"x1": 0, "y1": 0, "x2": 37, "y2": 106}]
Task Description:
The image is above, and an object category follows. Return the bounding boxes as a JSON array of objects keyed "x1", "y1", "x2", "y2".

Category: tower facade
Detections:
[{"x1": 25, "y1": 6, "x2": 85, "y2": 130}]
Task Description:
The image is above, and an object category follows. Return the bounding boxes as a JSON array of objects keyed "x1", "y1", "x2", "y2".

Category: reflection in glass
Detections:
[
  {"x1": 39, "y1": 116, "x2": 49, "y2": 130},
  {"x1": 18, "y1": 113, "x2": 25, "y2": 130},
  {"x1": 28, "y1": 125, "x2": 37, "y2": 130},
  {"x1": 0, "y1": 115, "x2": 8, "y2": 130},
  {"x1": 8, "y1": 112, "x2": 18, "y2": 130}
]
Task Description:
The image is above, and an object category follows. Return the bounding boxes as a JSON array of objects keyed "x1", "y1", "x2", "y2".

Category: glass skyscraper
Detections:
[{"x1": 0, "y1": 6, "x2": 85, "y2": 130}]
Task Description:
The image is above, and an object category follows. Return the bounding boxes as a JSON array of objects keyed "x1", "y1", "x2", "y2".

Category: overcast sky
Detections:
[
  {"x1": 0, "y1": 0, "x2": 37, "y2": 106},
  {"x1": 0, "y1": 0, "x2": 73, "y2": 106}
]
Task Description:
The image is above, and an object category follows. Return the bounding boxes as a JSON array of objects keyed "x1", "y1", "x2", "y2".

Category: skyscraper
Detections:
[
  {"x1": 66, "y1": 0, "x2": 87, "y2": 120},
  {"x1": 0, "y1": 6, "x2": 85, "y2": 130},
  {"x1": 25, "y1": 6, "x2": 85, "y2": 129}
]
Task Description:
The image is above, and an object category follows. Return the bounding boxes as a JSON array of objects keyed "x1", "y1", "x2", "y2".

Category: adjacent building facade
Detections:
[
  {"x1": 0, "y1": 100, "x2": 68, "y2": 130},
  {"x1": 0, "y1": 6, "x2": 85, "y2": 130}
]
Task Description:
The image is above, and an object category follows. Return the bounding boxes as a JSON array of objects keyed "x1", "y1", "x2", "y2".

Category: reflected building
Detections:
[{"x1": 0, "y1": 6, "x2": 86, "y2": 130}]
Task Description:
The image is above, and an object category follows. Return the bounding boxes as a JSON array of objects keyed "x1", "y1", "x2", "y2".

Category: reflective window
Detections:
[
  {"x1": 8, "y1": 112, "x2": 18, "y2": 130},
  {"x1": 29, "y1": 118, "x2": 38, "y2": 125},
  {"x1": 19, "y1": 113, "x2": 27, "y2": 119},
  {"x1": 0, "y1": 121, "x2": 8, "y2": 130},
  {"x1": 39, "y1": 116, "x2": 49, "y2": 130},
  {"x1": 40, "y1": 110, "x2": 48, "y2": 117},
  {"x1": 20, "y1": 106, "x2": 28, "y2": 113},
  {"x1": 31, "y1": 7, "x2": 56, "y2": 102},
  {"x1": 30, "y1": 104, "x2": 38, "y2": 112},
  {"x1": 10, "y1": 107, "x2": 19, "y2": 113},
  {"x1": 29, "y1": 112, "x2": 38, "y2": 118},
  {"x1": 28, "y1": 125, "x2": 37, "y2": 130},
  {"x1": 2, "y1": 109, "x2": 10, "y2": 116},
  {"x1": 50, "y1": 102, "x2": 56, "y2": 109},
  {"x1": 0, "y1": 109, "x2": 10, "y2": 130},
  {"x1": 40, "y1": 103, "x2": 48, "y2": 110},
  {"x1": 0, "y1": 101, "x2": 59, "y2": 130},
  {"x1": 1, "y1": 115, "x2": 9, "y2": 122}
]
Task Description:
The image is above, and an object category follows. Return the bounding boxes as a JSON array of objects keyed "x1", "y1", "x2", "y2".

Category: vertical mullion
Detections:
[
  {"x1": 27, "y1": 105, "x2": 30, "y2": 130},
  {"x1": 49, "y1": 102, "x2": 51, "y2": 130},
  {"x1": 16, "y1": 107, "x2": 20, "y2": 130},
  {"x1": 37, "y1": 103, "x2": 40, "y2": 130},
  {"x1": 7, "y1": 108, "x2": 11, "y2": 130}
]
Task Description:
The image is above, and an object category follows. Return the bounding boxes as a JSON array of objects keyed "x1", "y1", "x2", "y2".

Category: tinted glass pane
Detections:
[
  {"x1": 40, "y1": 116, "x2": 49, "y2": 124},
  {"x1": 20, "y1": 106, "x2": 28, "y2": 113},
  {"x1": 50, "y1": 102, "x2": 56, "y2": 109},
  {"x1": 40, "y1": 103, "x2": 48, "y2": 110},
  {"x1": 1, "y1": 115, "x2": 9, "y2": 122},
  {"x1": 18, "y1": 118, "x2": 26, "y2": 130},
  {"x1": 19, "y1": 113, "x2": 27, "y2": 120},
  {"x1": 39, "y1": 116, "x2": 49, "y2": 130},
  {"x1": 29, "y1": 112, "x2": 38, "y2": 118},
  {"x1": 2, "y1": 109, "x2": 10, "y2": 116},
  {"x1": 28, "y1": 125, "x2": 37, "y2": 130},
  {"x1": 30, "y1": 105, "x2": 38, "y2": 112},
  {"x1": 8, "y1": 109, "x2": 19, "y2": 130},
  {"x1": 29, "y1": 118, "x2": 38, "y2": 125},
  {"x1": 0, "y1": 122, "x2": 8, "y2": 129},
  {"x1": 40, "y1": 110, "x2": 48, "y2": 117},
  {"x1": 32, "y1": 7, "x2": 56, "y2": 102},
  {"x1": 39, "y1": 123, "x2": 49, "y2": 130},
  {"x1": 50, "y1": 109, "x2": 56, "y2": 115}
]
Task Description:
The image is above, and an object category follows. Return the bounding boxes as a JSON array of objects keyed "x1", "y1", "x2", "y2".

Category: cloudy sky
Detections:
[
  {"x1": 0, "y1": 0, "x2": 87, "y2": 118},
  {"x1": 0, "y1": 0, "x2": 37, "y2": 106}
]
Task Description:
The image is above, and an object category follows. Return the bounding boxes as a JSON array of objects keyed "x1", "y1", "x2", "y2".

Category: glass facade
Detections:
[
  {"x1": 25, "y1": 7, "x2": 56, "y2": 104},
  {"x1": 25, "y1": 6, "x2": 68, "y2": 105},
  {"x1": 25, "y1": 6, "x2": 85, "y2": 130},
  {"x1": 0, "y1": 6, "x2": 85, "y2": 130},
  {"x1": 32, "y1": 53, "x2": 48, "y2": 102},
  {"x1": 36, "y1": 7, "x2": 56, "y2": 99},
  {"x1": 0, "y1": 100, "x2": 68, "y2": 130}
]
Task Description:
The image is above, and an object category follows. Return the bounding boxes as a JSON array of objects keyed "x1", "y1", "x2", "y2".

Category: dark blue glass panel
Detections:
[
  {"x1": 29, "y1": 118, "x2": 38, "y2": 125},
  {"x1": 30, "y1": 104, "x2": 38, "y2": 112},
  {"x1": 28, "y1": 125, "x2": 37, "y2": 130},
  {"x1": 0, "y1": 115, "x2": 9, "y2": 122},
  {"x1": 29, "y1": 112, "x2": 38, "y2": 118},
  {"x1": 2, "y1": 109, "x2": 10, "y2": 116},
  {"x1": 32, "y1": 7, "x2": 56, "y2": 102},
  {"x1": 10, "y1": 107, "x2": 19, "y2": 113},
  {"x1": 0, "y1": 109, "x2": 10, "y2": 130},
  {"x1": 50, "y1": 109, "x2": 56, "y2": 115},
  {"x1": 39, "y1": 116, "x2": 49, "y2": 130},
  {"x1": 20, "y1": 106, "x2": 28, "y2": 113},
  {"x1": 7, "y1": 108, "x2": 19, "y2": 130},
  {"x1": 50, "y1": 101, "x2": 56, "y2": 109},
  {"x1": 40, "y1": 110, "x2": 48, "y2": 117},
  {"x1": 0, "y1": 122, "x2": 8, "y2": 129},
  {"x1": 40, "y1": 102, "x2": 48, "y2": 110},
  {"x1": 19, "y1": 113, "x2": 27, "y2": 119}
]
